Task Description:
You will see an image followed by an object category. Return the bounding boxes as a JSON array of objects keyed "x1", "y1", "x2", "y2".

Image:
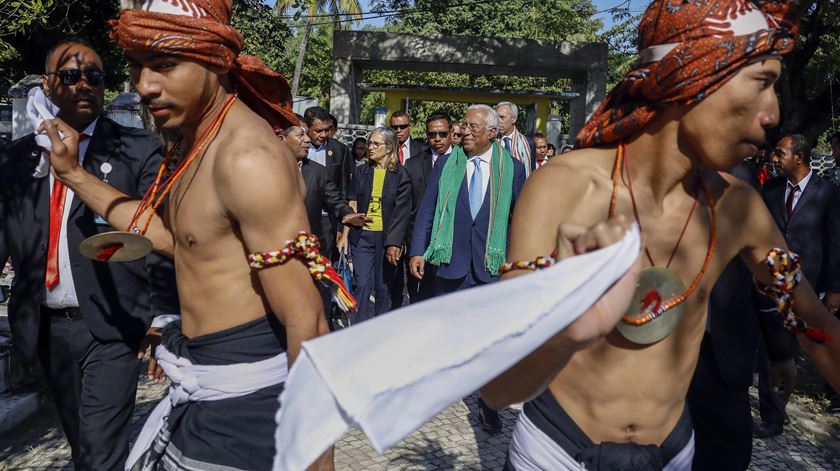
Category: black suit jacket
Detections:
[
  {"x1": 407, "y1": 139, "x2": 427, "y2": 161},
  {"x1": 324, "y1": 138, "x2": 353, "y2": 200},
  {"x1": 698, "y1": 165, "x2": 792, "y2": 387},
  {"x1": 348, "y1": 164, "x2": 412, "y2": 248},
  {"x1": 0, "y1": 117, "x2": 178, "y2": 363},
  {"x1": 762, "y1": 174, "x2": 840, "y2": 291},
  {"x1": 300, "y1": 158, "x2": 353, "y2": 242},
  {"x1": 404, "y1": 149, "x2": 435, "y2": 246}
]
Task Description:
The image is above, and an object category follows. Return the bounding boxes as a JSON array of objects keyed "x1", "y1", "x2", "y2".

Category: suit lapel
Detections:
[
  {"x1": 68, "y1": 119, "x2": 119, "y2": 220},
  {"x1": 789, "y1": 177, "x2": 818, "y2": 222},
  {"x1": 422, "y1": 154, "x2": 433, "y2": 184},
  {"x1": 769, "y1": 185, "x2": 787, "y2": 227}
]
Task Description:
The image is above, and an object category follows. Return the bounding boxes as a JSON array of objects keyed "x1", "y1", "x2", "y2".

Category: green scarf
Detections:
[{"x1": 423, "y1": 141, "x2": 514, "y2": 275}]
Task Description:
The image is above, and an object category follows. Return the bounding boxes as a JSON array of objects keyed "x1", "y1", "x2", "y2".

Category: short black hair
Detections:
[
  {"x1": 547, "y1": 144, "x2": 556, "y2": 151},
  {"x1": 786, "y1": 134, "x2": 812, "y2": 164},
  {"x1": 830, "y1": 132, "x2": 840, "y2": 146},
  {"x1": 390, "y1": 110, "x2": 409, "y2": 122},
  {"x1": 353, "y1": 137, "x2": 367, "y2": 147},
  {"x1": 304, "y1": 106, "x2": 331, "y2": 127},
  {"x1": 533, "y1": 132, "x2": 546, "y2": 139},
  {"x1": 45, "y1": 37, "x2": 98, "y2": 73},
  {"x1": 425, "y1": 111, "x2": 451, "y2": 126},
  {"x1": 328, "y1": 113, "x2": 338, "y2": 129}
]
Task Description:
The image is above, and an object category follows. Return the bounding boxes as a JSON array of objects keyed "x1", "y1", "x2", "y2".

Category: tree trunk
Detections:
[{"x1": 291, "y1": 15, "x2": 314, "y2": 97}]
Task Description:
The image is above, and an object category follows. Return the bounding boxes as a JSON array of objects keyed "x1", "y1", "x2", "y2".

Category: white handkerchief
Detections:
[
  {"x1": 25, "y1": 87, "x2": 61, "y2": 179},
  {"x1": 273, "y1": 226, "x2": 641, "y2": 470}
]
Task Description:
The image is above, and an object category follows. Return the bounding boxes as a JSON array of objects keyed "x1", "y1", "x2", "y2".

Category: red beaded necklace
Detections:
[{"x1": 609, "y1": 142, "x2": 717, "y2": 326}]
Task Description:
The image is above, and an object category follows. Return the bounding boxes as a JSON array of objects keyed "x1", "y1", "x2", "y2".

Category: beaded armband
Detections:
[
  {"x1": 248, "y1": 232, "x2": 357, "y2": 312},
  {"x1": 755, "y1": 248, "x2": 832, "y2": 343},
  {"x1": 499, "y1": 253, "x2": 557, "y2": 275}
]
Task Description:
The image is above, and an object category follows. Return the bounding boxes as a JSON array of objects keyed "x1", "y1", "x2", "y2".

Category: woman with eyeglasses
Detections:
[{"x1": 339, "y1": 127, "x2": 412, "y2": 322}]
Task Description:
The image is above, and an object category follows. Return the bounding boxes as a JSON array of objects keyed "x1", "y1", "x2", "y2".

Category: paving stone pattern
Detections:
[{"x1": 2, "y1": 369, "x2": 840, "y2": 470}]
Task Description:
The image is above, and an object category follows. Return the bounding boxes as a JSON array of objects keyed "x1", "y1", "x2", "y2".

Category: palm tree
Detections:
[{"x1": 275, "y1": 0, "x2": 362, "y2": 97}]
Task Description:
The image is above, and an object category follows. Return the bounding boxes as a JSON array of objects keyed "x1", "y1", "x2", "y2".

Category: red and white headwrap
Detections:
[
  {"x1": 111, "y1": 0, "x2": 298, "y2": 133},
  {"x1": 576, "y1": 0, "x2": 798, "y2": 148}
]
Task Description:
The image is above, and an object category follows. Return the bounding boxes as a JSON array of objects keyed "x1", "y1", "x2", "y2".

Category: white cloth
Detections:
[
  {"x1": 272, "y1": 227, "x2": 641, "y2": 470},
  {"x1": 150, "y1": 315, "x2": 181, "y2": 329},
  {"x1": 44, "y1": 118, "x2": 98, "y2": 309},
  {"x1": 126, "y1": 344, "x2": 289, "y2": 470},
  {"x1": 785, "y1": 170, "x2": 813, "y2": 211},
  {"x1": 508, "y1": 411, "x2": 694, "y2": 471},
  {"x1": 26, "y1": 87, "x2": 61, "y2": 179},
  {"x1": 466, "y1": 146, "x2": 492, "y2": 204}
]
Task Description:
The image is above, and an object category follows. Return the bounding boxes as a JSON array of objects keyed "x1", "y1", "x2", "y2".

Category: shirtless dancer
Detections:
[
  {"x1": 40, "y1": 1, "x2": 334, "y2": 470},
  {"x1": 482, "y1": 1, "x2": 840, "y2": 469}
]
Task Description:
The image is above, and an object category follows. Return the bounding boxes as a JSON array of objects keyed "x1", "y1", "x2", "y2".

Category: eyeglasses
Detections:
[
  {"x1": 463, "y1": 122, "x2": 485, "y2": 133},
  {"x1": 426, "y1": 131, "x2": 449, "y2": 139},
  {"x1": 390, "y1": 124, "x2": 410, "y2": 131},
  {"x1": 368, "y1": 141, "x2": 386, "y2": 148},
  {"x1": 452, "y1": 133, "x2": 463, "y2": 138},
  {"x1": 47, "y1": 68, "x2": 104, "y2": 87}
]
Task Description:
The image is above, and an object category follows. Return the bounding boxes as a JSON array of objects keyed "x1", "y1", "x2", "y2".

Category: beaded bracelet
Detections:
[
  {"x1": 755, "y1": 248, "x2": 832, "y2": 343},
  {"x1": 499, "y1": 253, "x2": 557, "y2": 275},
  {"x1": 248, "y1": 232, "x2": 357, "y2": 312}
]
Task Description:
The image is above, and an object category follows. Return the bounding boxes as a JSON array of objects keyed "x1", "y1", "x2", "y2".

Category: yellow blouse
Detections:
[{"x1": 365, "y1": 168, "x2": 386, "y2": 232}]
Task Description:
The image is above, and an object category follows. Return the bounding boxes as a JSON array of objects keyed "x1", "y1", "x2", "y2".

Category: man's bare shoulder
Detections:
[{"x1": 528, "y1": 147, "x2": 616, "y2": 200}]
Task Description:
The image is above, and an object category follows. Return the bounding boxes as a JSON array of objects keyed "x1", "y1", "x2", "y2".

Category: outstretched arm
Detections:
[
  {"x1": 739, "y1": 184, "x2": 840, "y2": 392},
  {"x1": 480, "y1": 165, "x2": 640, "y2": 411},
  {"x1": 216, "y1": 142, "x2": 327, "y2": 366},
  {"x1": 41, "y1": 118, "x2": 174, "y2": 256}
]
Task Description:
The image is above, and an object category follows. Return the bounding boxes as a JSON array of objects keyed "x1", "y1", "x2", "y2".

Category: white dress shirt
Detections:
[
  {"x1": 466, "y1": 146, "x2": 492, "y2": 205},
  {"x1": 785, "y1": 170, "x2": 813, "y2": 212},
  {"x1": 400, "y1": 139, "x2": 412, "y2": 163},
  {"x1": 44, "y1": 118, "x2": 98, "y2": 308},
  {"x1": 308, "y1": 142, "x2": 327, "y2": 167}
]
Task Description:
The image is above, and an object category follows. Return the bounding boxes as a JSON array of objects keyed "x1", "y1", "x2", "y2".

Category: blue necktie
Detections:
[
  {"x1": 503, "y1": 137, "x2": 512, "y2": 156},
  {"x1": 469, "y1": 158, "x2": 483, "y2": 219}
]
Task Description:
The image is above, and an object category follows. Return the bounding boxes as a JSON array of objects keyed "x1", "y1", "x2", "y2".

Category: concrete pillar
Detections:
[
  {"x1": 568, "y1": 66, "x2": 606, "y2": 142},
  {"x1": 330, "y1": 58, "x2": 354, "y2": 125}
]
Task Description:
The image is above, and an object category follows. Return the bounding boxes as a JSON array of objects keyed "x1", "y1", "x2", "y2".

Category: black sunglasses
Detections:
[
  {"x1": 452, "y1": 132, "x2": 463, "y2": 138},
  {"x1": 47, "y1": 68, "x2": 104, "y2": 86},
  {"x1": 390, "y1": 124, "x2": 410, "y2": 131},
  {"x1": 426, "y1": 131, "x2": 449, "y2": 139}
]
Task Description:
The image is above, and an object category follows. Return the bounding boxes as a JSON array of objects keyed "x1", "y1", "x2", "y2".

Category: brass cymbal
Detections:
[
  {"x1": 79, "y1": 231, "x2": 153, "y2": 263},
  {"x1": 616, "y1": 267, "x2": 687, "y2": 345}
]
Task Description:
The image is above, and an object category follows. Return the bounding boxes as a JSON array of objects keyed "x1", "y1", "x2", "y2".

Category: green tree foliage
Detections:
[
  {"x1": 274, "y1": 0, "x2": 361, "y2": 95},
  {"x1": 773, "y1": 0, "x2": 840, "y2": 145}
]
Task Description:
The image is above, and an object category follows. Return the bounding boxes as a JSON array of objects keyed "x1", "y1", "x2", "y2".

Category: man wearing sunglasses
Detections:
[
  {"x1": 390, "y1": 110, "x2": 427, "y2": 165},
  {"x1": 404, "y1": 111, "x2": 453, "y2": 302},
  {"x1": 0, "y1": 38, "x2": 177, "y2": 470}
]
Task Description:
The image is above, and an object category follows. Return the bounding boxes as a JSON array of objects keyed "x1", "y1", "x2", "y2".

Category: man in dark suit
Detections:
[
  {"x1": 687, "y1": 164, "x2": 793, "y2": 470},
  {"x1": 409, "y1": 104, "x2": 525, "y2": 434},
  {"x1": 0, "y1": 39, "x2": 176, "y2": 470},
  {"x1": 279, "y1": 121, "x2": 366, "y2": 243},
  {"x1": 754, "y1": 134, "x2": 840, "y2": 437},
  {"x1": 390, "y1": 110, "x2": 426, "y2": 165},
  {"x1": 405, "y1": 111, "x2": 453, "y2": 302},
  {"x1": 389, "y1": 110, "x2": 427, "y2": 309},
  {"x1": 303, "y1": 106, "x2": 353, "y2": 260}
]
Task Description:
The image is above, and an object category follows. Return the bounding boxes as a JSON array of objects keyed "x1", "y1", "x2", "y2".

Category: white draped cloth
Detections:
[
  {"x1": 126, "y1": 344, "x2": 289, "y2": 470},
  {"x1": 272, "y1": 227, "x2": 640, "y2": 470},
  {"x1": 25, "y1": 87, "x2": 61, "y2": 178}
]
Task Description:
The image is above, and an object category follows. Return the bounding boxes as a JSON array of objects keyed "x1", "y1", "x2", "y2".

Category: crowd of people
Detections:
[{"x1": 3, "y1": 0, "x2": 840, "y2": 470}]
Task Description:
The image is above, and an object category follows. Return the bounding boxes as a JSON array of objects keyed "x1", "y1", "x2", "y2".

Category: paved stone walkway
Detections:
[{"x1": 2, "y1": 364, "x2": 840, "y2": 470}]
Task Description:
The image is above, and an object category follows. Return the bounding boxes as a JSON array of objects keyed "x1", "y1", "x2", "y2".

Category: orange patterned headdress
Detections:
[
  {"x1": 110, "y1": 0, "x2": 298, "y2": 133},
  {"x1": 576, "y1": 0, "x2": 798, "y2": 148}
]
